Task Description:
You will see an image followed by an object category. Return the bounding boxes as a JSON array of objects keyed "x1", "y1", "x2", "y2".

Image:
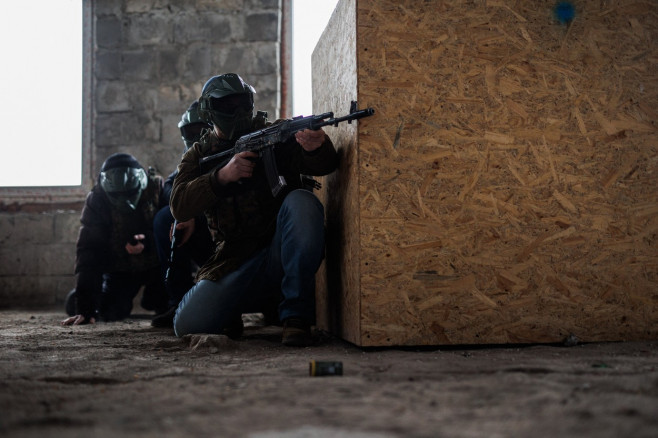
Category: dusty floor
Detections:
[{"x1": 0, "y1": 310, "x2": 656, "y2": 438}]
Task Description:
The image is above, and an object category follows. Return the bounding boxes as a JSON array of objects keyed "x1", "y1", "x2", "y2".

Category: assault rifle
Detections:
[{"x1": 198, "y1": 101, "x2": 375, "y2": 197}]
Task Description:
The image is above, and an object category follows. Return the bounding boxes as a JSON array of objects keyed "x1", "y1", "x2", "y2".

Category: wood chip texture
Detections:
[{"x1": 313, "y1": 0, "x2": 658, "y2": 346}]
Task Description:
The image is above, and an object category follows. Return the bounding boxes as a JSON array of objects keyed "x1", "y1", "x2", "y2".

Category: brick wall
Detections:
[{"x1": 0, "y1": 0, "x2": 289, "y2": 309}]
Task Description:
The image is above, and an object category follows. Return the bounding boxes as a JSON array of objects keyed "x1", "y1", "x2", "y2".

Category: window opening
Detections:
[{"x1": 0, "y1": 0, "x2": 89, "y2": 199}]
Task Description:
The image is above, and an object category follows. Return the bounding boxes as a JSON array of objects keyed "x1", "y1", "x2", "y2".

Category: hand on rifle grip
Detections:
[{"x1": 216, "y1": 151, "x2": 258, "y2": 185}]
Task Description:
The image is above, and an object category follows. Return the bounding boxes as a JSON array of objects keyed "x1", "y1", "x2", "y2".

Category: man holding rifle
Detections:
[{"x1": 170, "y1": 73, "x2": 338, "y2": 346}]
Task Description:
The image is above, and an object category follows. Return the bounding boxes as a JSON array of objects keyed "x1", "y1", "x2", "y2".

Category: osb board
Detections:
[
  {"x1": 312, "y1": 0, "x2": 362, "y2": 345},
  {"x1": 353, "y1": 0, "x2": 658, "y2": 346}
]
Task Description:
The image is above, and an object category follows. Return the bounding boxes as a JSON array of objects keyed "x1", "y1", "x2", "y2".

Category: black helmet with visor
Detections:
[
  {"x1": 198, "y1": 73, "x2": 256, "y2": 140},
  {"x1": 99, "y1": 153, "x2": 148, "y2": 212},
  {"x1": 178, "y1": 101, "x2": 211, "y2": 150}
]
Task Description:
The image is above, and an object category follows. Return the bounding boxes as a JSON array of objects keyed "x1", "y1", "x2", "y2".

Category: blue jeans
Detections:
[{"x1": 173, "y1": 189, "x2": 325, "y2": 337}]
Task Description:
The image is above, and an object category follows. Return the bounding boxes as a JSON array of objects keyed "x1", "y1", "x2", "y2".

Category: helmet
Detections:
[
  {"x1": 178, "y1": 101, "x2": 211, "y2": 150},
  {"x1": 99, "y1": 153, "x2": 148, "y2": 211},
  {"x1": 198, "y1": 73, "x2": 255, "y2": 140}
]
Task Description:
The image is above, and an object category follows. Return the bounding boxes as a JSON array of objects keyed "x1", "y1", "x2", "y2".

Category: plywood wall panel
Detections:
[
  {"x1": 314, "y1": 0, "x2": 658, "y2": 346},
  {"x1": 312, "y1": 0, "x2": 362, "y2": 345}
]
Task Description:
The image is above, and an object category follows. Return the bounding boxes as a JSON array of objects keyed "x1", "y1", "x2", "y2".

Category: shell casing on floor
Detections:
[{"x1": 309, "y1": 360, "x2": 343, "y2": 376}]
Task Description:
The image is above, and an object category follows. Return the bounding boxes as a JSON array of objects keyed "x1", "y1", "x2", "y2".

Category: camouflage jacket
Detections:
[{"x1": 170, "y1": 118, "x2": 338, "y2": 282}]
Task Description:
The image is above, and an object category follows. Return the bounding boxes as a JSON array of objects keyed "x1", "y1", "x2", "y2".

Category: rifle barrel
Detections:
[{"x1": 323, "y1": 107, "x2": 375, "y2": 127}]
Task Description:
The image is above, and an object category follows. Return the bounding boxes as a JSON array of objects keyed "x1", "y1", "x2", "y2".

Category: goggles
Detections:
[
  {"x1": 208, "y1": 94, "x2": 253, "y2": 116},
  {"x1": 100, "y1": 167, "x2": 148, "y2": 211},
  {"x1": 180, "y1": 122, "x2": 209, "y2": 144}
]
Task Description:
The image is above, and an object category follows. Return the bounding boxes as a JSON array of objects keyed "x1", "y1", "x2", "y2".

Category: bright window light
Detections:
[
  {"x1": 0, "y1": 0, "x2": 82, "y2": 187},
  {"x1": 292, "y1": 0, "x2": 339, "y2": 116},
  {"x1": 0, "y1": 1, "x2": 335, "y2": 187}
]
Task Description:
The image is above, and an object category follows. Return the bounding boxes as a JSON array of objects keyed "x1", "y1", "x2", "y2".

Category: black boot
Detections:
[
  {"x1": 281, "y1": 318, "x2": 312, "y2": 347},
  {"x1": 223, "y1": 316, "x2": 244, "y2": 340},
  {"x1": 64, "y1": 289, "x2": 77, "y2": 316},
  {"x1": 151, "y1": 306, "x2": 177, "y2": 328}
]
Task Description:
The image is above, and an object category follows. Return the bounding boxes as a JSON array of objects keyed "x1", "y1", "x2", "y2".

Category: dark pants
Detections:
[
  {"x1": 67, "y1": 267, "x2": 167, "y2": 321},
  {"x1": 153, "y1": 206, "x2": 214, "y2": 308},
  {"x1": 100, "y1": 267, "x2": 167, "y2": 321}
]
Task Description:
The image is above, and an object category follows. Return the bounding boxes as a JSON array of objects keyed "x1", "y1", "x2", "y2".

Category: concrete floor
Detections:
[{"x1": 0, "y1": 310, "x2": 656, "y2": 438}]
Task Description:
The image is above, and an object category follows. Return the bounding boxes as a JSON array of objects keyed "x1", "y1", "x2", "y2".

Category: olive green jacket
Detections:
[{"x1": 170, "y1": 123, "x2": 337, "y2": 282}]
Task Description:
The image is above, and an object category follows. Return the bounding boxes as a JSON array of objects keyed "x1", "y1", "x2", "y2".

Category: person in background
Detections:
[
  {"x1": 62, "y1": 153, "x2": 168, "y2": 325},
  {"x1": 151, "y1": 102, "x2": 214, "y2": 328},
  {"x1": 170, "y1": 73, "x2": 338, "y2": 346}
]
